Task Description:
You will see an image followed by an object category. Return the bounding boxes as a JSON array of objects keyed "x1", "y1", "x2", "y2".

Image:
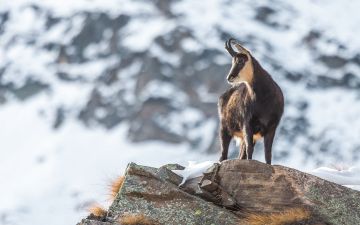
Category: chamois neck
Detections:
[
  {"x1": 251, "y1": 56, "x2": 276, "y2": 96},
  {"x1": 251, "y1": 56, "x2": 266, "y2": 78}
]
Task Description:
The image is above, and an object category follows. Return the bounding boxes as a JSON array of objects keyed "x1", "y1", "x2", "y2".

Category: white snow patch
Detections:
[
  {"x1": 181, "y1": 38, "x2": 202, "y2": 53},
  {"x1": 122, "y1": 18, "x2": 175, "y2": 52},
  {"x1": 309, "y1": 166, "x2": 360, "y2": 191},
  {"x1": 172, "y1": 161, "x2": 218, "y2": 186},
  {"x1": 140, "y1": 80, "x2": 188, "y2": 106},
  {"x1": 150, "y1": 44, "x2": 180, "y2": 66}
]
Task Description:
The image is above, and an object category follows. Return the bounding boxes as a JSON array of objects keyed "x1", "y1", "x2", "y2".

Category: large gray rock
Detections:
[{"x1": 78, "y1": 160, "x2": 360, "y2": 225}]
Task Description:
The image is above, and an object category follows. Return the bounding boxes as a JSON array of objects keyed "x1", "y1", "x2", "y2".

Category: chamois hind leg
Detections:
[
  {"x1": 264, "y1": 127, "x2": 276, "y2": 165},
  {"x1": 238, "y1": 138, "x2": 247, "y2": 159},
  {"x1": 243, "y1": 124, "x2": 254, "y2": 160},
  {"x1": 219, "y1": 126, "x2": 232, "y2": 162}
]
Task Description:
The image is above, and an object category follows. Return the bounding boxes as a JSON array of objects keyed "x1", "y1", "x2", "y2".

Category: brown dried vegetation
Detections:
[
  {"x1": 88, "y1": 204, "x2": 107, "y2": 218},
  {"x1": 118, "y1": 214, "x2": 158, "y2": 225},
  {"x1": 245, "y1": 207, "x2": 312, "y2": 225},
  {"x1": 109, "y1": 175, "x2": 125, "y2": 200}
]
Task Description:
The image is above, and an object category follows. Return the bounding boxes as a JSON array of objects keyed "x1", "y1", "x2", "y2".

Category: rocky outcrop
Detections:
[{"x1": 77, "y1": 160, "x2": 360, "y2": 225}]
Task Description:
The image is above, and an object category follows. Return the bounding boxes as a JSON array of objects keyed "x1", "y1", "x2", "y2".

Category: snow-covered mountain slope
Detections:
[{"x1": 1, "y1": 0, "x2": 360, "y2": 224}]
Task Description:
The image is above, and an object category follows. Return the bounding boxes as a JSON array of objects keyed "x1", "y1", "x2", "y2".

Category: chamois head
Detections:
[{"x1": 225, "y1": 38, "x2": 254, "y2": 84}]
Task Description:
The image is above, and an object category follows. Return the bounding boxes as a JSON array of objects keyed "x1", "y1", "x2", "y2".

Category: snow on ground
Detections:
[
  {"x1": 310, "y1": 166, "x2": 360, "y2": 191},
  {"x1": 171, "y1": 161, "x2": 360, "y2": 193},
  {"x1": 0, "y1": 96, "x2": 217, "y2": 225},
  {"x1": 172, "y1": 161, "x2": 217, "y2": 186}
]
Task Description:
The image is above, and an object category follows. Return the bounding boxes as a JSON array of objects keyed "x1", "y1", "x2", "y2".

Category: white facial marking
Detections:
[{"x1": 230, "y1": 54, "x2": 253, "y2": 85}]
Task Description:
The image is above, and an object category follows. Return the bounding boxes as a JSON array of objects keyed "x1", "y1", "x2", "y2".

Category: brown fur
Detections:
[
  {"x1": 219, "y1": 83, "x2": 254, "y2": 135},
  {"x1": 234, "y1": 131, "x2": 262, "y2": 142},
  {"x1": 219, "y1": 38, "x2": 284, "y2": 164},
  {"x1": 118, "y1": 214, "x2": 158, "y2": 225},
  {"x1": 245, "y1": 208, "x2": 313, "y2": 225},
  {"x1": 88, "y1": 204, "x2": 107, "y2": 218},
  {"x1": 109, "y1": 175, "x2": 125, "y2": 200}
]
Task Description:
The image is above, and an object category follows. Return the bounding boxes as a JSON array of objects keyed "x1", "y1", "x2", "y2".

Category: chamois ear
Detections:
[{"x1": 229, "y1": 39, "x2": 250, "y2": 54}]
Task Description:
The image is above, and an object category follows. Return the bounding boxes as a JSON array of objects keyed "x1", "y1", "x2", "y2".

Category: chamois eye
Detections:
[{"x1": 236, "y1": 56, "x2": 246, "y2": 64}]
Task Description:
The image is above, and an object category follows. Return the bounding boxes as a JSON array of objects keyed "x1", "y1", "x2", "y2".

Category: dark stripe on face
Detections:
[
  {"x1": 227, "y1": 54, "x2": 248, "y2": 82},
  {"x1": 228, "y1": 63, "x2": 243, "y2": 81}
]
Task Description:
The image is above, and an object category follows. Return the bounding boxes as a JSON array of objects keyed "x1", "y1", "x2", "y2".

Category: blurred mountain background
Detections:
[{"x1": 0, "y1": 0, "x2": 360, "y2": 224}]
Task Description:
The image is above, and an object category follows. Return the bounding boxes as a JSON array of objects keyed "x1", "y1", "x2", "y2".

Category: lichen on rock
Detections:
[{"x1": 78, "y1": 159, "x2": 360, "y2": 225}]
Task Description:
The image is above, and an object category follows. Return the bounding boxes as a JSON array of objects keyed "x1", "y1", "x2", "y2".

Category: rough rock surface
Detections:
[{"x1": 77, "y1": 160, "x2": 360, "y2": 225}]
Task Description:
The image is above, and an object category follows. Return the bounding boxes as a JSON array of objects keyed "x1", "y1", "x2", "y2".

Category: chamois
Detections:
[{"x1": 218, "y1": 38, "x2": 284, "y2": 164}]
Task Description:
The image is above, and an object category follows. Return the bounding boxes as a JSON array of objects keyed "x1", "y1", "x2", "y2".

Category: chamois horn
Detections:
[{"x1": 225, "y1": 38, "x2": 237, "y2": 57}]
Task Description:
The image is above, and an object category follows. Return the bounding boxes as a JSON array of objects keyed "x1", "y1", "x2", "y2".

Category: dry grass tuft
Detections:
[
  {"x1": 88, "y1": 203, "x2": 107, "y2": 217},
  {"x1": 245, "y1": 207, "x2": 311, "y2": 225},
  {"x1": 118, "y1": 214, "x2": 158, "y2": 225},
  {"x1": 109, "y1": 175, "x2": 125, "y2": 200}
]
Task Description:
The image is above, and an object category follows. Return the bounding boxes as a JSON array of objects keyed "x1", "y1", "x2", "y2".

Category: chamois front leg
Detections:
[
  {"x1": 219, "y1": 126, "x2": 232, "y2": 162},
  {"x1": 243, "y1": 123, "x2": 254, "y2": 160},
  {"x1": 264, "y1": 127, "x2": 276, "y2": 165}
]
